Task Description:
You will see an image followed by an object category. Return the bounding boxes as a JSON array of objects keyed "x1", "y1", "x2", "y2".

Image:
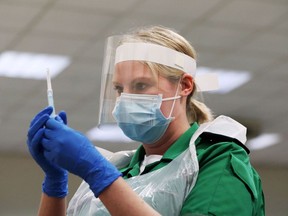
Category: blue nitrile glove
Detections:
[
  {"x1": 41, "y1": 118, "x2": 122, "y2": 197},
  {"x1": 27, "y1": 106, "x2": 68, "y2": 198}
]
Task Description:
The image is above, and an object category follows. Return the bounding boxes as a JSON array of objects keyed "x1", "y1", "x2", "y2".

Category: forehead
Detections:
[{"x1": 112, "y1": 61, "x2": 157, "y2": 83}]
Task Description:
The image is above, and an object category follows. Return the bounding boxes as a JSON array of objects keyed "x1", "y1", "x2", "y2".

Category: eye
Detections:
[
  {"x1": 113, "y1": 85, "x2": 123, "y2": 95},
  {"x1": 134, "y1": 82, "x2": 148, "y2": 92}
]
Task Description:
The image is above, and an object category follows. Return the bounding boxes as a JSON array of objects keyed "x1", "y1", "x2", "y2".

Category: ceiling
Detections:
[{"x1": 0, "y1": 0, "x2": 287, "y2": 168}]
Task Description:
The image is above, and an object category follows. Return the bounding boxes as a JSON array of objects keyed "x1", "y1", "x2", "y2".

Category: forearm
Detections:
[
  {"x1": 38, "y1": 193, "x2": 66, "y2": 216},
  {"x1": 99, "y1": 177, "x2": 160, "y2": 216}
]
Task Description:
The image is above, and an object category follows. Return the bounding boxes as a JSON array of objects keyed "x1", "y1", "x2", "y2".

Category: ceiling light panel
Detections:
[{"x1": 0, "y1": 51, "x2": 70, "y2": 79}]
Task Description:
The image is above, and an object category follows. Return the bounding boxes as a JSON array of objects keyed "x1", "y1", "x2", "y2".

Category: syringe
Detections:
[{"x1": 46, "y1": 68, "x2": 56, "y2": 118}]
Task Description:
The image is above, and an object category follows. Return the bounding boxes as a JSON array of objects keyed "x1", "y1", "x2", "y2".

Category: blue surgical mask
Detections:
[{"x1": 112, "y1": 93, "x2": 180, "y2": 144}]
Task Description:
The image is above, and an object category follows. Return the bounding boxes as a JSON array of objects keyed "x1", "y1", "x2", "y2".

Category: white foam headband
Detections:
[
  {"x1": 115, "y1": 42, "x2": 196, "y2": 76},
  {"x1": 115, "y1": 42, "x2": 218, "y2": 92}
]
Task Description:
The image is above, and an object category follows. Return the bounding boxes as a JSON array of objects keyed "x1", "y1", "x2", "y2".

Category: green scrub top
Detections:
[{"x1": 120, "y1": 123, "x2": 265, "y2": 216}]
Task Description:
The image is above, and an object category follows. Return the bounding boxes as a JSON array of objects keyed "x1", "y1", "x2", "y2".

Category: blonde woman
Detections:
[{"x1": 27, "y1": 26, "x2": 265, "y2": 216}]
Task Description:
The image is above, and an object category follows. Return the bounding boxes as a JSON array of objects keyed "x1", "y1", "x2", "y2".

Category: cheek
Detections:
[
  {"x1": 160, "y1": 100, "x2": 180, "y2": 117},
  {"x1": 160, "y1": 102, "x2": 172, "y2": 117},
  {"x1": 159, "y1": 87, "x2": 175, "y2": 99}
]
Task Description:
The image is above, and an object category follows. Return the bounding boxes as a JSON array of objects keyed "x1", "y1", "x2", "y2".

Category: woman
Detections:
[{"x1": 27, "y1": 26, "x2": 265, "y2": 215}]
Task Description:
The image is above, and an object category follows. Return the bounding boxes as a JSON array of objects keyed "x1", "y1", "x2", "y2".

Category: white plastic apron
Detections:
[{"x1": 67, "y1": 115, "x2": 246, "y2": 215}]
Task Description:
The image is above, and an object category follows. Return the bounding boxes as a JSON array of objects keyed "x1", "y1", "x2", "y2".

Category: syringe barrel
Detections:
[{"x1": 47, "y1": 89, "x2": 56, "y2": 117}]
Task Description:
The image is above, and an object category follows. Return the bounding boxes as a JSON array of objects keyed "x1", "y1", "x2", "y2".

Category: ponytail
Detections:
[{"x1": 186, "y1": 94, "x2": 214, "y2": 124}]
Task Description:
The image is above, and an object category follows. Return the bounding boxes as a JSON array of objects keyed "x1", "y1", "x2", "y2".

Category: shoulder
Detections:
[
  {"x1": 180, "y1": 132, "x2": 265, "y2": 215},
  {"x1": 196, "y1": 132, "x2": 250, "y2": 166}
]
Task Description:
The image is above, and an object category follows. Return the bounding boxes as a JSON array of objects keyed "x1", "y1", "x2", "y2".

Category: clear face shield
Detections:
[
  {"x1": 99, "y1": 36, "x2": 196, "y2": 121},
  {"x1": 98, "y1": 36, "x2": 217, "y2": 143}
]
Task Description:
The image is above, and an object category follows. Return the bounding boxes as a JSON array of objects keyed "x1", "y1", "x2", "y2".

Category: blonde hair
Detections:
[{"x1": 123, "y1": 26, "x2": 213, "y2": 124}]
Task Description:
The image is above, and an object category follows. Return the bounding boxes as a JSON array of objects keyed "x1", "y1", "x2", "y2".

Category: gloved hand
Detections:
[
  {"x1": 27, "y1": 106, "x2": 68, "y2": 198},
  {"x1": 41, "y1": 118, "x2": 122, "y2": 197}
]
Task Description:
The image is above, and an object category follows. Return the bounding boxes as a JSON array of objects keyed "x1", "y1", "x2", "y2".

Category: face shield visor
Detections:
[{"x1": 98, "y1": 35, "x2": 199, "y2": 127}]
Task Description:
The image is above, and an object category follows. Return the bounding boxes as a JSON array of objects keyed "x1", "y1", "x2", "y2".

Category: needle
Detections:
[{"x1": 46, "y1": 68, "x2": 56, "y2": 117}]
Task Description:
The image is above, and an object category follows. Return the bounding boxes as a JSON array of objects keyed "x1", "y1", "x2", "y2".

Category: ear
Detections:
[{"x1": 179, "y1": 73, "x2": 194, "y2": 96}]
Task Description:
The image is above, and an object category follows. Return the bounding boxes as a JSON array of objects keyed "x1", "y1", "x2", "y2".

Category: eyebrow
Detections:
[
  {"x1": 131, "y1": 77, "x2": 156, "y2": 85},
  {"x1": 112, "y1": 77, "x2": 157, "y2": 87}
]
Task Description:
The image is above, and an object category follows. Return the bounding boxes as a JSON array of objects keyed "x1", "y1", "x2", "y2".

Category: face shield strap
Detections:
[{"x1": 115, "y1": 42, "x2": 196, "y2": 76}]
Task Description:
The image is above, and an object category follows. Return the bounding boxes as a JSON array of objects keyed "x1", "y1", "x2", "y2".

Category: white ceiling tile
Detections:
[
  {"x1": 209, "y1": 1, "x2": 287, "y2": 28},
  {"x1": 0, "y1": 3, "x2": 41, "y2": 29},
  {"x1": 54, "y1": 72, "x2": 97, "y2": 96},
  {"x1": 14, "y1": 34, "x2": 86, "y2": 56},
  {"x1": 207, "y1": 51, "x2": 275, "y2": 73},
  {"x1": 194, "y1": 50, "x2": 219, "y2": 66},
  {"x1": 0, "y1": 79, "x2": 43, "y2": 114},
  {"x1": 55, "y1": 0, "x2": 141, "y2": 13},
  {"x1": 67, "y1": 98, "x2": 100, "y2": 131},
  {"x1": 31, "y1": 8, "x2": 114, "y2": 37},
  {"x1": 271, "y1": 17, "x2": 288, "y2": 36},
  {"x1": 79, "y1": 40, "x2": 106, "y2": 62},
  {"x1": 1, "y1": 0, "x2": 49, "y2": 5},
  {"x1": 258, "y1": 63, "x2": 288, "y2": 84},
  {"x1": 250, "y1": 143, "x2": 288, "y2": 167},
  {"x1": 133, "y1": 0, "x2": 223, "y2": 20},
  {"x1": 250, "y1": 0, "x2": 288, "y2": 5},
  {"x1": 222, "y1": 86, "x2": 288, "y2": 128},
  {"x1": 0, "y1": 32, "x2": 18, "y2": 50},
  {"x1": 241, "y1": 33, "x2": 288, "y2": 56},
  {"x1": 272, "y1": 114, "x2": 288, "y2": 134},
  {"x1": 184, "y1": 24, "x2": 252, "y2": 50},
  {"x1": 271, "y1": 61, "x2": 288, "y2": 76},
  {"x1": 51, "y1": 61, "x2": 101, "y2": 99},
  {"x1": 101, "y1": 15, "x2": 190, "y2": 37}
]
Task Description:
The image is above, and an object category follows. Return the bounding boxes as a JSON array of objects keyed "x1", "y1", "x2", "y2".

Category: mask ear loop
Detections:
[{"x1": 162, "y1": 78, "x2": 182, "y2": 119}]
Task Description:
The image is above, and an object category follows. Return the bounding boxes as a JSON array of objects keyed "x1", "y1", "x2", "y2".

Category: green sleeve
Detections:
[{"x1": 180, "y1": 141, "x2": 265, "y2": 216}]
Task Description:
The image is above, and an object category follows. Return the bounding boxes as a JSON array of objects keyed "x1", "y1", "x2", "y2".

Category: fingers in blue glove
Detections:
[
  {"x1": 27, "y1": 106, "x2": 53, "y2": 142},
  {"x1": 27, "y1": 107, "x2": 69, "y2": 198},
  {"x1": 29, "y1": 128, "x2": 45, "y2": 158},
  {"x1": 41, "y1": 118, "x2": 82, "y2": 170},
  {"x1": 45, "y1": 117, "x2": 63, "y2": 129},
  {"x1": 41, "y1": 118, "x2": 122, "y2": 197},
  {"x1": 58, "y1": 111, "x2": 67, "y2": 125},
  {"x1": 27, "y1": 114, "x2": 50, "y2": 143},
  {"x1": 29, "y1": 106, "x2": 53, "y2": 127}
]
